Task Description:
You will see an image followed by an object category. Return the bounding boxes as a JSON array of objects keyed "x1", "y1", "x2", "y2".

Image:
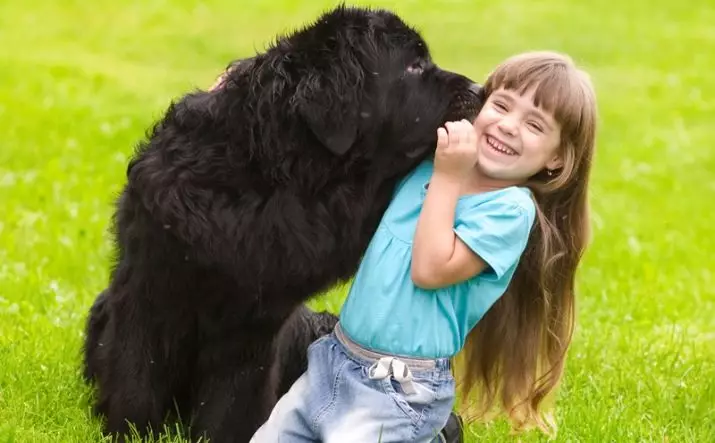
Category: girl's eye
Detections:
[
  {"x1": 493, "y1": 101, "x2": 507, "y2": 112},
  {"x1": 527, "y1": 121, "x2": 544, "y2": 133}
]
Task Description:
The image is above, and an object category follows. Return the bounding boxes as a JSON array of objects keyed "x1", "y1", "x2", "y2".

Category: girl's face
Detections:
[{"x1": 473, "y1": 87, "x2": 563, "y2": 183}]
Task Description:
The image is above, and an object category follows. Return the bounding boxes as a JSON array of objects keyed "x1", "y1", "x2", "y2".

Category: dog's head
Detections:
[{"x1": 221, "y1": 6, "x2": 483, "y2": 172}]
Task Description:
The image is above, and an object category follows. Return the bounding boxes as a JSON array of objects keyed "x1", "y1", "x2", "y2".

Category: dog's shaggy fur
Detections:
[{"x1": 83, "y1": 5, "x2": 482, "y2": 442}]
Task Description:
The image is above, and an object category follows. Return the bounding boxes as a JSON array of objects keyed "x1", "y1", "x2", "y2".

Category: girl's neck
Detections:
[{"x1": 462, "y1": 168, "x2": 524, "y2": 195}]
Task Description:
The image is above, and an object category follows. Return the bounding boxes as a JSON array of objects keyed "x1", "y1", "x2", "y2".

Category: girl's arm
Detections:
[
  {"x1": 411, "y1": 121, "x2": 487, "y2": 289},
  {"x1": 411, "y1": 170, "x2": 486, "y2": 289}
]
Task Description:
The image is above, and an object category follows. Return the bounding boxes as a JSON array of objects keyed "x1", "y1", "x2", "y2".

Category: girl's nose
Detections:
[{"x1": 497, "y1": 116, "x2": 518, "y2": 137}]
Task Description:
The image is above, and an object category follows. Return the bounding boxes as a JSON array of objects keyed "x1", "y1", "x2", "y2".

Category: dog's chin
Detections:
[
  {"x1": 445, "y1": 103, "x2": 481, "y2": 124},
  {"x1": 444, "y1": 88, "x2": 484, "y2": 123}
]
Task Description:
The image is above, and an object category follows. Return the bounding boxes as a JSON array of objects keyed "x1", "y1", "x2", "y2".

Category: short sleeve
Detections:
[{"x1": 453, "y1": 195, "x2": 536, "y2": 279}]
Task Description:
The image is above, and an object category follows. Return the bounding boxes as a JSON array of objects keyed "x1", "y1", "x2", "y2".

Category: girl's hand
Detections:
[
  {"x1": 209, "y1": 70, "x2": 229, "y2": 91},
  {"x1": 434, "y1": 120, "x2": 478, "y2": 180}
]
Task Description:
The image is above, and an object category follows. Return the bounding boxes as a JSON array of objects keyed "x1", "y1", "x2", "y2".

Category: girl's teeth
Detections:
[{"x1": 487, "y1": 136, "x2": 516, "y2": 156}]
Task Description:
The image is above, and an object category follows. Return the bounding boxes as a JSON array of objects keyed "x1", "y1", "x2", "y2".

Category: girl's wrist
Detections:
[{"x1": 429, "y1": 169, "x2": 466, "y2": 193}]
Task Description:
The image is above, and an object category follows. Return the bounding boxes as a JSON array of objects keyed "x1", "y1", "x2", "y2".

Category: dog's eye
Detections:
[{"x1": 406, "y1": 60, "x2": 424, "y2": 74}]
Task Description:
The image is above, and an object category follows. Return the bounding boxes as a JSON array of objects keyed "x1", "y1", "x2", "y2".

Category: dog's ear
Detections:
[{"x1": 294, "y1": 70, "x2": 361, "y2": 156}]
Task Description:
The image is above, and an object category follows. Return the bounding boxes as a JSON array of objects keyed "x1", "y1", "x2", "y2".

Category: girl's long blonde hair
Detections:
[{"x1": 454, "y1": 51, "x2": 598, "y2": 436}]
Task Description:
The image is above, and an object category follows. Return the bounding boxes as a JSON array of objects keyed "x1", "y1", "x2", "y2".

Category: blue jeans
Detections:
[{"x1": 250, "y1": 323, "x2": 456, "y2": 443}]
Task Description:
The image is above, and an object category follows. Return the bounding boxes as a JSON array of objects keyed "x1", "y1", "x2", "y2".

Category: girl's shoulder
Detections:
[
  {"x1": 390, "y1": 159, "x2": 435, "y2": 200},
  {"x1": 459, "y1": 185, "x2": 535, "y2": 219}
]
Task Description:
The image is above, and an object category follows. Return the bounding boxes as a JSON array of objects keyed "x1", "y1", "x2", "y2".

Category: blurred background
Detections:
[{"x1": 0, "y1": 0, "x2": 713, "y2": 441}]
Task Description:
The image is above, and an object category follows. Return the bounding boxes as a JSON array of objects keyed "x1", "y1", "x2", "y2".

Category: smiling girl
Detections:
[{"x1": 251, "y1": 50, "x2": 598, "y2": 442}]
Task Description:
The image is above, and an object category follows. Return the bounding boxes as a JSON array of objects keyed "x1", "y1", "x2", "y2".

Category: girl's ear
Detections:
[{"x1": 546, "y1": 154, "x2": 564, "y2": 171}]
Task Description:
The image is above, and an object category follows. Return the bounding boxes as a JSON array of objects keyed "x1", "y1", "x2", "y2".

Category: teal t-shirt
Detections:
[{"x1": 339, "y1": 159, "x2": 536, "y2": 359}]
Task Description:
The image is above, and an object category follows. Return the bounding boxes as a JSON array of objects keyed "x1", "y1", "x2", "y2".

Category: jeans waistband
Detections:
[{"x1": 334, "y1": 322, "x2": 448, "y2": 371}]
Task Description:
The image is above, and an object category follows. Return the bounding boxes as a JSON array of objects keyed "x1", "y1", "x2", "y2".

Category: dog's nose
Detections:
[{"x1": 468, "y1": 83, "x2": 482, "y2": 96}]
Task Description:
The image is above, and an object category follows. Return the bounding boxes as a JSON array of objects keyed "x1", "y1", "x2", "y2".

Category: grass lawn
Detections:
[{"x1": 1, "y1": 0, "x2": 713, "y2": 441}]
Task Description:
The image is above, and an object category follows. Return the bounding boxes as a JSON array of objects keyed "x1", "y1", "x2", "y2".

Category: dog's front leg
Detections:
[
  {"x1": 190, "y1": 342, "x2": 276, "y2": 443},
  {"x1": 91, "y1": 295, "x2": 184, "y2": 442}
]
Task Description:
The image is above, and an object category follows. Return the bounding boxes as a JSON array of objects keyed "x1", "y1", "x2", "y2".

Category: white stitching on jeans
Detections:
[{"x1": 311, "y1": 358, "x2": 349, "y2": 431}]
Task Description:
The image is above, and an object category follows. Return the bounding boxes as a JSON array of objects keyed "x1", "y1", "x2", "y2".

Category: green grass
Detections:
[{"x1": 0, "y1": 0, "x2": 713, "y2": 441}]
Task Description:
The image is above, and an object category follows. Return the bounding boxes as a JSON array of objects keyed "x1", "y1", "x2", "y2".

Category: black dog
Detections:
[
  {"x1": 83, "y1": 5, "x2": 482, "y2": 442},
  {"x1": 269, "y1": 305, "x2": 339, "y2": 400}
]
